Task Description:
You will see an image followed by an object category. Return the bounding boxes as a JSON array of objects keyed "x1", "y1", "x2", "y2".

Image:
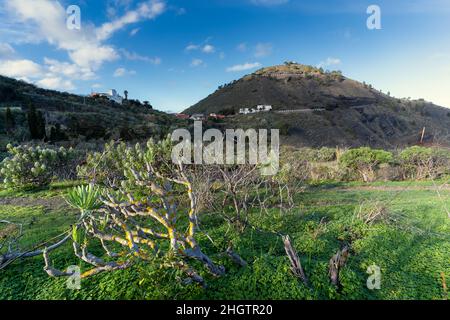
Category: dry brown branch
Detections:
[
  {"x1": 226, "y1": 247, "x2": 247, "y2": 267},
  {"x1": 1, "y1": 232, "x2": 71, "y2": 270},
  {"x1": 329, "y1": 245, "x2": 350, "y2": 287},
  {"x1": 282, "y1": 235, "x2": 309, "y2": 286},
  {"x1": 355, "y1": 201, "x2": 389, "y2": 225}
]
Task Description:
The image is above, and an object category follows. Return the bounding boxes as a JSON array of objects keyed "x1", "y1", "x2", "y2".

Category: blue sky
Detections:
[{"x1": 0, "y1": 0, "x2": 449, "y2": 112}]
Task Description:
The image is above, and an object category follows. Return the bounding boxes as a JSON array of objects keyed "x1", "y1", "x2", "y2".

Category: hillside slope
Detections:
[
  {"x1": 0, "y1": 76, "x2": 180, "y2": 145},
  {"x1": 185, "y1": 63, "x2": 450, "y2": 148}
]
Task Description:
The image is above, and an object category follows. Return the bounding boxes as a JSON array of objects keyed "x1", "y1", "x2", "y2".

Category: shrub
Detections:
[
  {"x1": 309, "y1": 162, "x2": 343, "y2": 182},
  {"x1": 295, "y1": 147, "x2": 336, "y2": 162},
  {"x1": 376, "y1": 163, "x2": 402, "y2": 182},
  {"x1": 0, "y1": 144, "x2": 75, "y2": 189},
  {"x1": 316, "y1": 147, "x2": 337, "y2": 162},
  {"x1": 339, "y1": 147, "x2": 393, "y2": 182},
  {"x1": 40, "y1": 137, "x2": 229, "y2": 285},
  {"x1": 278, "y1": 147, "x2": 310, "y2": 184},
  {"x1": 77, "y1": 140, "x2": 129, "y2": 186},
  {"x1": 399, "y1": 146, "x2": 450, "y2": 180}
]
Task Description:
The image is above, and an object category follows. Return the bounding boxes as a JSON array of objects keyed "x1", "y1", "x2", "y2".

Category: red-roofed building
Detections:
[
  {"x1": 175, "y1": 113, "x2": 190, "y2": 119},
  {"x1": 209, "y1": 113, "x2": 226, "y2": 119}
]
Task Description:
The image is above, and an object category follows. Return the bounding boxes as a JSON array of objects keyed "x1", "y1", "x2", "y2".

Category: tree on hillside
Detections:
[
  {"x1": 49, "y1": 123, "x2": 68, "y2": 142},
  {"x1": 4, "y1": 107, "x2": 15, "y2": 134},
  {"x1": 27, "y1": 104, "x2": 46, "y2": 140},
  {"x1": 124, "y1": 90, "x2": 128, "y2": 100},
  {"x1": 143, "y1": 101, "x2": 153, "y2": 109},
  {"x1": 0, "y1": 84, "x2": 18, "y2": 101}
]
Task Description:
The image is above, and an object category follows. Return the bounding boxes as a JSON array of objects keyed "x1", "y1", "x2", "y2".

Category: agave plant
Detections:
[{"x1": 65, "y1": 184, "x2": 103, "y2": 215}]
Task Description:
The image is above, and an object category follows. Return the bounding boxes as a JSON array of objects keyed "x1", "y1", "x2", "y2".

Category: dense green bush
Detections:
[
  {"x1": 0, "y1": 144, "x2": 75, "y2": 189},
  {"x1": 281, "y1": 146, "x2": 449, "y2": 183},
  {"x1": 77, "y1": 138, "x2": 175, "y2": 188},
  {"x1": 398, "y1": 146, "x2": 450, "y2": 180},
  {"x1": 77, "y1": 140, "x2": 129, "y2": 185},
  {"x1": 296, "y1": 147, "x2": 336, "y2": 162},
  {"x1": 339, "y1": 147, "x2": 393, "y2": 182}
]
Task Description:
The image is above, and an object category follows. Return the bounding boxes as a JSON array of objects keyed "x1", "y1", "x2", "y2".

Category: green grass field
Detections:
[{"x1": 0, "y1": 181, "x2": 449, "y2": 300}]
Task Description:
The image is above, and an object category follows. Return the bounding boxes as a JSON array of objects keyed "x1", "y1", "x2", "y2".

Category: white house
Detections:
[
  {"x1": 106, "y1": 89, "x2": 123, "y2": 104},
  {"x1": 191, "y1": 113, "x2": 205, "y2": 121},
  {"x1": 239, "y1": 105, "x2": 272, "y2": 115},
  {"x1": 256, "y1": 105, "x2": 273, "y2": 112},
  {"x1": 91, "y1": 89, "x2": 123, "y2": 104}
]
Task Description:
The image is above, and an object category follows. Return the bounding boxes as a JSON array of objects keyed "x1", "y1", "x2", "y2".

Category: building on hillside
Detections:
[
  {"x1": 91, "y1": 89, "x2": 123, "y2": 104},
  {"x1": 239, "y1": 105, "x2": 272, "y2": 115},
  {"x1": 256, "y1": 105, "x2": 273, "y2": 112},
  {"x1": 190, "y1": 113, "x2": 205, "y2": 121},
  {"x1": 175, "y1": 113, "x2": 190, "y2": 119},
  {"x1": 209, "y1": 113, "x2": 226, "y2": 120}
]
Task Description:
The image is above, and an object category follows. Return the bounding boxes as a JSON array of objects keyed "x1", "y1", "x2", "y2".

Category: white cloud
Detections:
[
  {"x1": 0, "y1": 59, "x2": 42, "y2": 79},
  {"x1": 0, "y1": 43, "x2": 15, "y2": 58},
  {"x1": 44, "y1": 58, "x2": 96, "y2": 80},
  {"x1": 69, "y1": 45, "x2": 119, "y2": 70},
  {"x1": 186, "y1": 43, "x2": 216, "y2": 54},
  {"x1": 202, "y1": 44, "x2": 215, "y2": 54},
  {"x1": 4, "y1": 0, "x2": 119, "y2": 71},
  {"x1": 114, "y1": 68, "x2": 126, "y2": 77},
  {"x1": 96, "y1": 0, "x2": 166, "y2": 41},
  {"x1": 114, "y1": 67, "x2": 137, "y2": 77},
  {"x1": 185, "y1": 44, "x2": 200, "y2": 51},
  {"x1": 237, "y1": 43, "x2": 247, "y2": 52},
  {"x1": 130, "y1": 28, "x2": 140, "y2": 36},
  {"x1": 250, "y1": 0, "x2": 289, "y2": 6},
  {"x1": 226, "y1": 62, "x2": 262, "y2": 72},
  {"x1": 106, "y1": 0, "x2": 134, "y2": 18},
  {"x1": 120, "y1": 49, "x2": 162, "y2": 64},
  {"x1": 3, "y1": 0, "x2": 165, "y2": 77},
  {"x1": 0, "y1": 58, "x2": 92, "y2": 91},
  {"x1": 0, "y1": 1, "x2": 166, "y2": 91},
  {"x1": 36, "y1": 77, "x2": 75, "y2": 91},
  {"x1": 254, "y1": 43, "x2": 272, "y2": 58},
  {"x1": 317, "y1": 57, "x2": 341, "y2": 69},
  {"x1": 190, "y1": 59, "x2": 204, "y2": 67}
]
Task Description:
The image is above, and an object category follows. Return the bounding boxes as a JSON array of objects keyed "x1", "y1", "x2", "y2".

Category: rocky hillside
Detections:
[{"x1": 185, "y1": 63, "x2": 450, "y2": 148}]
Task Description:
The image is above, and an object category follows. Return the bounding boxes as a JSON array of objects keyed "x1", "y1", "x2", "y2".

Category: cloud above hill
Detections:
[
  {"x1": 0, "y1": 0, "x2": 166, "y2": 90},
  {"x1": 226, "y1": 62, "x2": 262, "y2": 72},
  {"x1": 317, "y1": 57, "x2": 341, "y2": 69}
]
